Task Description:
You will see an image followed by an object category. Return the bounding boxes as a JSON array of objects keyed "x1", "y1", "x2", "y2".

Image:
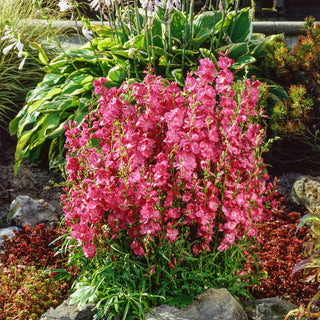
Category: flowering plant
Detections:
[
  {"x1": 60, "y1": 56, "x2": 276, "y2": 318},
  {"x1": 63, "y1": 53, "x2": 274, "y2": 259}
]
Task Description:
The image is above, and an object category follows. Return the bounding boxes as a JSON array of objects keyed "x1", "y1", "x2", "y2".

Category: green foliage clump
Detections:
[{"x1": 259, "y1": 17, "x2": 320, "y2": 172}]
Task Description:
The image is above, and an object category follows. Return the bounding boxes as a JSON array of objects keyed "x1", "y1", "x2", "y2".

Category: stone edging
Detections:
[{"x1": 32, "y1": 19, "x2": 320, "y2": 36}]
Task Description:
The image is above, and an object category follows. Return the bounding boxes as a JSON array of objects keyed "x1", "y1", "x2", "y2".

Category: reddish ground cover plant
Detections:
[
  {"x1": 0, "y1": 224, "x2": 75, "y2": 320},
  {"x1": 245, "y1": 196, "x2": 319, "y2": 307},
  {"x1": 0, "y1": 224, "x2": 63, "y2": 268}
]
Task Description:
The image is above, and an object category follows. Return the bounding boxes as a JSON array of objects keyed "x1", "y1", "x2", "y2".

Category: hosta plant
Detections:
[
  {"x1": 60, "y1": 55, "x2": 276, "y2": 318},
  {"x1": 9, "y1": 0, "x2": 281, "y2": 172}
]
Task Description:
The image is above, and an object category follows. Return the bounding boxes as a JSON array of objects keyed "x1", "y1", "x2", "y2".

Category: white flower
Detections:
[
  {"x1": 89, "y1": 0, "x2": 111, "y2": 11},
  {"x1": 2, "y1": 34, "x2": 24, "y2": 59},
  {"x1": 155, "y1": 0, "x2": 164, "y2": 11},
  {"x1": 58, "y1": 0, "x2": 72, "y2": 12},
  {"x1": 18, "y1": 56, "x2": 27, "y2": 70},
  {"x1": 173, "y1": 0, "x2": 181, "y2": 10},
  {"x1": 16, "y1": 39, "x2": 24, "y2": 58},
  {"x1": 2, "y1": 42, "x2": 15, "y2": 55},
  {"x1": 82, "y1": 27, "x2": 94, "y2": 41},
  {"x1": 1, "y1": 28, "x2": 14, "y2": 41}
]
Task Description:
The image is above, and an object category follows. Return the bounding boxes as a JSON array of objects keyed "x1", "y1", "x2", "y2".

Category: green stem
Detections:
[
  {"x1": 189, "y1": 0, "x2": 195, "y2": 43},
  {"x1": 115, "y1": 0, "x2": 128, "y2": 42},
  {"x1": 144, "y1": 9, "x2": 152, "y2": 67},
  {"x1": 209, "y1": 1, "x2": 218, "y2": 55},
  {"x1": 216, "y1": 0, "x2": 227, "y2": 49},
  {"x1": 133, "y1": 0, "x2": 141, "y2": 34},
  {"x1": 72, "y1": 3, "x2": 106, "y2": 76}
]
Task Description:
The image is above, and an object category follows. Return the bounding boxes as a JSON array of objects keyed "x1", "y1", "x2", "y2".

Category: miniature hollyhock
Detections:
[{"x1": 62, "y1": 53, "x2": 275, "y2": 258}]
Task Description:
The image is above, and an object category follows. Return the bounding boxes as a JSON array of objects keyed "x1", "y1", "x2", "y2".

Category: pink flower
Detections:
[
  {"x1": 174, "y1": 150, "x2": 197, "y2": 181},
  {"x1": 130, "y1": 239, "x2": 145, "y2": 256},
  {"x1": 166, "y1": 227, "x2": 179, "y2": 242},
  {"x1": 195, "y1": 58, "x2": 216, "y2": 83},
  {"x1": 83, "y1": 242, "x2": 97, "y2": 259}
]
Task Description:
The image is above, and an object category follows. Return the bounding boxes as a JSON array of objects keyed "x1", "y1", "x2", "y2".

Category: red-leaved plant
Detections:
[{"x1": 61, "y1": 52, "x2": 276, "y2": 260}]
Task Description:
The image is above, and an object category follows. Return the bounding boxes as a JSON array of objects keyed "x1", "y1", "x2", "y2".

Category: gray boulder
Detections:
[
  {"x1": 146, "y1": 288, "x2": 248, "y2": 320},
  {"x1": 244, "y1": 297, "x2": 297, "y2": 320},
  {"x1": 40, "y1": 299, "x2": 96, "y2": 320},
  {"x1": 8, "y1": 195, "x2": 60, "y2": 228},
  {"x1": 291, "y1": 175, "x2": 320, "y2": 214}
]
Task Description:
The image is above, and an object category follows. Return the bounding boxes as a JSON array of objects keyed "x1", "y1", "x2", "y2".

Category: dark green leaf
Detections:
[{"x1": 227, "y1": 8, "x2": 252, "y2": 43}]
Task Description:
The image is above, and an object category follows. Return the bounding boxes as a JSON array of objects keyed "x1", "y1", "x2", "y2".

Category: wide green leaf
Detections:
[
  {"x1": 107, "y1": 65, "x2": 128, "y2": 83},
  {"x1": 232, "y1": 55, "x2": 256, "y2": 69},
  {"x1": 97, "y1": 37, "x2": 122, "y2": 51},
  {"x1": 124, "y1": 34, "x2": 146, "y2": 50},
  {"x1": 227, "y1": 8, "x2": 252, "y2": 43},
  {"x1": 193, "y1": 11, "x2": 223, "y2": 38},
  {"x1": 249, "y1": 34, "x2": 284, "y2": 59},
  {"x1": 218, "y1": 42, "x2": 249, "y2": 60},
  {"x1": 169, "y1": 10, "x2": 186, "y2": 43}
]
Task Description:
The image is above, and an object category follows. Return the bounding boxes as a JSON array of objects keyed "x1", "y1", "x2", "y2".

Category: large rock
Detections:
[
  {"x1": 146, "y1": 288, "x2": 248, "y2": 320},
  {"x1": 244, "y1": 297, "x2": 297, "y2": 320},
  {"x1": 291, "y1": 175, "x2": 320, "y2": 214},
  {"x1": 7, "y1": 195, "x2": 60, "y2": 228},
  {"x1": 40, "y1": 299, "x2": 95, "y2": 320}
]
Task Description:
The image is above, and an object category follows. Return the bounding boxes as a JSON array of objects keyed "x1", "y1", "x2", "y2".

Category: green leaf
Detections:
[
  {"x1": 218, "y1": 42, "x2": 249, "y2": 60},
  {"x1": 194, "y1": 11, "x2": 222, "y2": 38},
  {"x1": 152, "y1": 15, "x2": 163, "y2": 39},
  {"x1": 190, "y1": 34, "x2": 212, "y2": 50},
  {"x1": 227, "y1": 8, "x2": 252, "y2": 43},
  {"x1": 41, "y1": 72, "x2": 65, "y2": 86},
  {"x1": 250, "y1": 34, "x2": 284, "y2": 59},
  {"x1": 29, "y1": 113, "x2": 61, "y2": 149},
  {"x1": 26, "y1": 85, "x2": 53, "y2": 102},
  {"x1": 45, "y1": 87, "x2": 62, "y2": 100},
  {"x1": 169, "y1": 10, "x2": 186, "y2": 43},
  {"x1": 171, "y1": 69, "x2": 184, "y2": 86},
  {"x1": 107, "y1": 65, "x2": 128, "y2": 83},
  {"x1": 28, "y1": 41, "x2": 49, "y2": 65},
  {"x1": 97, "y1": 37, "x2": 121, "y2": 51},
  {"x1": 124, "y1": 35, "x2": 146, "y2": 50},
  {"x1": 231, "y1": 55, "x2": 256, "y2": 69},
  {"x1": 267, "y1": 84, "x2": 289, "y2": 103}
]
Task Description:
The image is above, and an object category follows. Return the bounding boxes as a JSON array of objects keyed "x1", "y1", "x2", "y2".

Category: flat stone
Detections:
[
  {"x1": 40, "y1": 299, "x2": 95, "y2": 320},
  {"x1": 146, "y1": 288, "x2": 248, "y2": 320},
  {"x1": 244, "y1": 297, "x2": 297, "y2": 320}
]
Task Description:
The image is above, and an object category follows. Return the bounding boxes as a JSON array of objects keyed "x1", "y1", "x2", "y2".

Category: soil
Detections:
[{"x1": 0, "y1": 134, "x2": 62, "y2": 229}]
